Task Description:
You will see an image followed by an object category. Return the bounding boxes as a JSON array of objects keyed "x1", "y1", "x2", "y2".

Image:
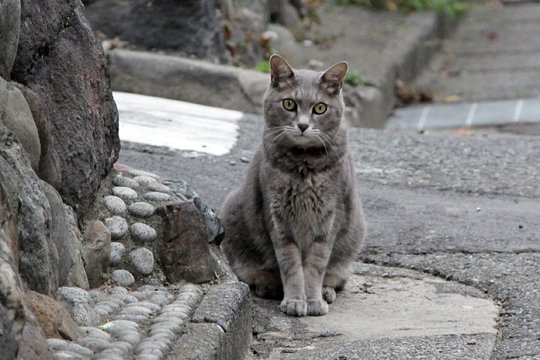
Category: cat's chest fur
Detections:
[{"x1": 267, "y1": 169, "x2": 337, "y2": 245}]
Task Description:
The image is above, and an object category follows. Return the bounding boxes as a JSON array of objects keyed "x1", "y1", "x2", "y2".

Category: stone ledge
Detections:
[{"x1": 108, "y1": 50, "x2": 268, "y2": 115}]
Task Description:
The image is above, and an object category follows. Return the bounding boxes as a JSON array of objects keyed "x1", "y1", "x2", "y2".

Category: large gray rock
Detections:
[
  {"x1": 64, "y1": 205, "x2": 90, "y2": 289},
  {"x1": 2, "y1": 81, "x2": 41, "y2": 171},
  {"x1": 84, "y1": 0, "x2": 226, "y2": 62},
  {"x1": 40, "y1": 183, "x2": 73, "y2": 287},
  {"x1": 11, "y1": 0, "x2": 120, "y2": 218},
  {"x1": 0, "y1": 178, "x2": 26, "y2": 360},
  {"x1": 14, "y1": 84, "x2": 62, "y2": 189},
  {"x1": 0, "y1": 122, "x2": 60, "y2": 296},
  {"x1": 0, "y1": 0, "x2": 20, "y2": 78}
]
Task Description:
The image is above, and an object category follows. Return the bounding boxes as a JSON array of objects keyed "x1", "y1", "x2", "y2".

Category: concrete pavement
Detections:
[{"x1": 118, "y1": 99, "x2": 540, "y2": 358}]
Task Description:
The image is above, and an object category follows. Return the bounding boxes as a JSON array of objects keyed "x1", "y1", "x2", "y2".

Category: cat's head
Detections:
[{"x1": 262, "y1": 54, "x2": 347, "y2": 150}]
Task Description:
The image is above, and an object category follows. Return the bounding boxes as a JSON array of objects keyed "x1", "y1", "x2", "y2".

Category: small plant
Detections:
[
  {"x1": 256, "y1": 60, "x2": 271, "y2": 73},
  {"x1": 345, "y1": 70, "x2": 371, "y2": 87}
]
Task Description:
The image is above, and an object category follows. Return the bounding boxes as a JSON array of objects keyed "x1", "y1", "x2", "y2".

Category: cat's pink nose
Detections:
[{"x1": 297, "y1": 123, "x2": 309, "y2": 132}]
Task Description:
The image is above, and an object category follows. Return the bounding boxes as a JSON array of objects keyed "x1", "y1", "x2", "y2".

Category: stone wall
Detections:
[{"x1": 0, "y1": 0, "x2": 120, "y2": 357}]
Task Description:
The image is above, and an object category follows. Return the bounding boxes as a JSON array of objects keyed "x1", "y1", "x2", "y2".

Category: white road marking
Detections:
[
  {"x1": 513, "y1": 99, "x2": 524, "y2": 123},
  {"x1": 416, "y1": 107, "x2": 430, "y2": 130},
  {"x1": 465, "y1": 103, "x2": 477, "y2": 127},
  {"x1": 114, "y1": 92, "x2": 242, "y2": 156}
]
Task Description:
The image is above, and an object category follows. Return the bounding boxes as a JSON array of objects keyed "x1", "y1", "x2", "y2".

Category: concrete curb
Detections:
[
  {"x1": 171, "y1": 282, "x2": 252, "y2": 360},
  {"x1": 107, "y1": 11, "x2": 458, "y2": 128}
]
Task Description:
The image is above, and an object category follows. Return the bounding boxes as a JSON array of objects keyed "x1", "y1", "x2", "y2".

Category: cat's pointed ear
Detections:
[
  {"x1": 270, "y1": 54, "x2": 295, "y2": 88},
  {"x1": 320, "y1": 61, "x2": 348, "y2": 95}
]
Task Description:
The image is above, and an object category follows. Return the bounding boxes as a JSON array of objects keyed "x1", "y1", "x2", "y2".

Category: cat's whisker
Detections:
[
  {"x1": 314, "y1": 133, "x2": 330, "y2": 157},
  {"x1": 318, "y1": 132, "x2": 339, "y2": 158},
  {"x1": 264, "y1": 130, "x2": 287, "y2": 151}
]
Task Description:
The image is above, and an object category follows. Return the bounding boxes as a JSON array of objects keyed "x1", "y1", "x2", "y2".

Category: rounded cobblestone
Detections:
[
  {"x1": 64, "y1": 342, "x2": 94, "y2": 357},
  {"x1": 130, "y1": 222, "x2": 157, "y2": 242},
  {"x1": 159, "y1": 308, "x2": 188, "y2": 318},
  {"x1": 130, "y1": 291, "x2": 148, "y2": 301},
  {"x1": 95, "y1": 353, "x2": 125, "y2": 360},
  {"x1": 113, "y1": 313, "x2": 148, "y2": 323},
  {"x1": 104, "y1": 195, "x2": 127, "y2": 215},
  {"x1": 116, "y1": 331, "x2": 140, "y2": 346},
  {"x1": 110, "y1": 270, "x2": 135, "y2": 287},
  {"x1": 128, "y1": 202, "x2": 155, "y2": 218},
  {"x1": 146, "y1": 182, "x2": 171, "y2": 193},
  {"x1": 112, "y1": 293, "x2": 139, "y2": 304},
  {"x1": 138, "y1": 285, "x2": 167, "y2": 292},
  {"x1": 102, "y1": 341, "x2": 133, "y2": 355},
  {"x1": 120, "y1": 305, "x2": 154, "y2": 316},
  {"x1": 89, "y1": 289, "x2": 108, "y2": 303},
  {"x1": 128, "y1": 169, "x2": 162, "y2": 180},
  {"x1": 129, "y1": 247, "x2": 155, "y2": 275},
  {"x1": 134, "y1": 301, "x2": 161, "y2": 312},
  {"x1": 110, "y1": 242, "x2": 126, "y2": 266},
  {"x1": 56, "y1": 287, "x2": 100, "y2": 327},
  {"x1": 133, "y1": 175, "x2": 158, "y2": 186},
  {"x1": 108, "y1": 287, "x2": 129, "y2": 295},
  {"x1": 143, "y1": 192, "x2": 171, "y2": 202},
  {"x1": 150, "y1": 320, "x2": 183, "y2": 333},
  {"x1": 76, "y1": 336, "x2": 110, "y2": 352},
  {"x1": 52, "y1": 350, "x2": 87, "y2": 359},
  {"x1": 104, "y1": 216, "x2": 128, "y2": 240},
  {"x1": 105, "y1": 296, "x2": 126, "y2": 308},
  {"x1": 47, "y1": 338, "x2": 69, "y2": 350},
  {"x1": 136, "y1": 347, "x2": 164, "y2": 358},
  {"x1": 113, "y1": 175, "x2": 141, "y2": 189},
  {"x1": 97, "y1": 300, "x2": 122, "y2": 312},
  {"x1": 112, "y1": 186, "x2": 138, "y2": 200},
  {"x1": 148, "y1": 294, "x2": 171, "y2": 306},
  {"x1": 148, "y1": 328, "x2": 175, "y2": 338},
  {"x1": 94, "y1": 307, "x2": 110, "y2": 318},
  {"x1": 80, "y1": 327, "x2": 111, "y2": 340}
]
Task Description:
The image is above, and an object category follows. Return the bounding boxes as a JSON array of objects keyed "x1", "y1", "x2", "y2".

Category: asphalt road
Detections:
[{"x1": 119, "y1": 114, "x2": 540, "y2": 359}]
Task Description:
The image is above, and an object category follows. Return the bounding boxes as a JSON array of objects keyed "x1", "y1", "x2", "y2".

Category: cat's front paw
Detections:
[
  {"x1": 307, "y1": 299, "x2": 329, "y2": 316},
  {"x1": 280, "y1": 299, "x2": 307, "y2": 317}
]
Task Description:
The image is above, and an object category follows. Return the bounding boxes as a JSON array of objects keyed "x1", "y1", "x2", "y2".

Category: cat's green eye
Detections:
[
  {"x1": 313, "y1": 102, "x2": 327, "y2": 115},
  {"x1": 282, "y1": 99, "x2": 297, "y2": 111}
]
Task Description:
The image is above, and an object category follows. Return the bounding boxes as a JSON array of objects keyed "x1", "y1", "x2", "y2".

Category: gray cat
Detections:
[{"x1": 219, "y1": 54, "x2": 366, "y2": 317}]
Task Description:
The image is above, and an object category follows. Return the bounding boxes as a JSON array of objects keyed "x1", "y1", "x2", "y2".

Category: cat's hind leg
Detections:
[
  {"x1": 234, "y1": 265, "x2": 283, "y2": 300},
  {"x1": 322, "y1": 272, "x2": 347, "y2": 304},
  {"x1": 251, "y1": 270, "x2": 283, "y2": 300},
  {"x1": 322, "y1": 286, "x2": 336, "y2": 304}
]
